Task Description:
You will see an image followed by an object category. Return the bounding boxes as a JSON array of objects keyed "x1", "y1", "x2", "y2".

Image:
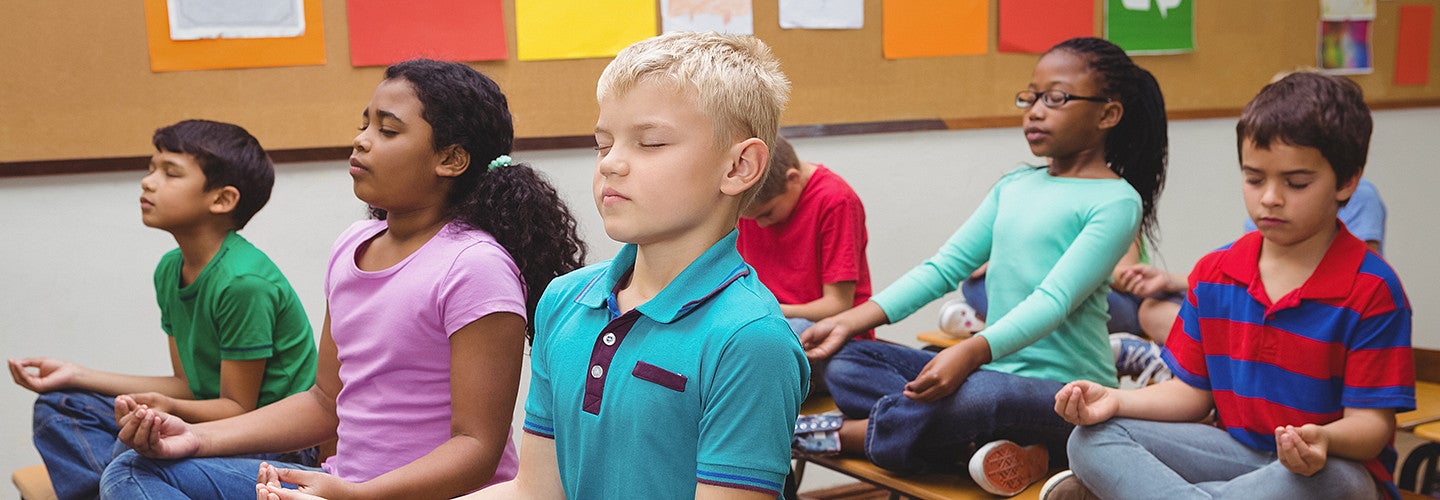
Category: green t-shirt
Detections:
[{"x1": 154, "y1": 231, "x2": 317, "y2": 406}]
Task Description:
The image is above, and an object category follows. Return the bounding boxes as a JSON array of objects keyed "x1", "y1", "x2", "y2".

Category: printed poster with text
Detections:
[
  {"x1": 517, "y1": 0, "x2": 656, "y2": 61},
  {"x1": 1105, "y1": 0, "x2": 1194, "y2": 54},
  {"x1": 662, "y1": 0, "x2": 753, "y2": 35},
  {"x1": 1318, "y1": 0, "x2": 1375, "y2": 75},
  {"x1": 882, "y1": 0, "x2": 988, "y2": 59}
]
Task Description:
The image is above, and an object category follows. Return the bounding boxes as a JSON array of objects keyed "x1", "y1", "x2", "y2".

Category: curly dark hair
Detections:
[
  {"x1": 1048, "y1": 37, "x2": 1169, "y2": 245},
  {"x1": 372, "y1": 59, "x2": 587, "y2": 338}
]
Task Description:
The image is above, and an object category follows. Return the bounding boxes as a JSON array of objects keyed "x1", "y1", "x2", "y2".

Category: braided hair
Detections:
[{"x1": 1049, "y1": 38, "x2": 1169, "y2": 244}]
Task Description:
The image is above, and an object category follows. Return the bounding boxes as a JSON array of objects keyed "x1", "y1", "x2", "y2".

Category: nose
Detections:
[
  {"x1": 352, "y1": 130, "x2": 369, "y2": 153},
  {"x1": 596, "y1": 147, "x2": 627, "y2": 177},
  {"x1": 1260, "y1": 181, "x2": 1283, "y2": 207},
  {"x1": 140, "y1": 170, "x2": 157, "y2": 192},
  {"x1": 1023, "y1": 102, "x2": 1046, "y2": 124}
]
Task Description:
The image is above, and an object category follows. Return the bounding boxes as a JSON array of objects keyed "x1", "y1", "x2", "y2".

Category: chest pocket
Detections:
[{"x1": 632, "y1": 361, "x2": 687, "y2": 392}]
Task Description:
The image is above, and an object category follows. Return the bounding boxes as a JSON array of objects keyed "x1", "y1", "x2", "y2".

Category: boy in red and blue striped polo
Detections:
[{"x1": 1046, "y1": 72, "x2": 1414, "y2": 500}]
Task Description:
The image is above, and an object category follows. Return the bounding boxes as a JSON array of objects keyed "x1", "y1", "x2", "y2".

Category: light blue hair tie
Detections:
[{"x1": 487, "y1": 155, "x2": 512, "y2": 172}]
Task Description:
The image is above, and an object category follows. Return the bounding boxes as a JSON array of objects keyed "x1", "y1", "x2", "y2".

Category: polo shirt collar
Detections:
[
  {"x1": 576, "y1": 230, "x2": 751, "y2": 324},
  {"x1": 1220, "y1": 222, "x2": 1366, "y2": 309}
]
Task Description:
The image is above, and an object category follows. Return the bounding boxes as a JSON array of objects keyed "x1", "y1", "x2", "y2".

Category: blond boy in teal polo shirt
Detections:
[{"x1": 462, "y1": 32, "x2": 808, "y2": 499}]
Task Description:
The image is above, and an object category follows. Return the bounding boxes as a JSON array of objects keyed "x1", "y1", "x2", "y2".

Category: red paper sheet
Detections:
[
  {"x1": 347, "y1": 0, "x2": 507, "y2": 67},
  {"x1": 1395, "y1": 4, "x2": 1433, "y2": 85},
  {"x1": 998, "y1": 0, "x2": 1094, "y2": 54}
]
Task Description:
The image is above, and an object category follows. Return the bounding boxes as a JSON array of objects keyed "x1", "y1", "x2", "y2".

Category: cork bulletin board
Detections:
[{"x1": 1, "y1": 0, "x2": 1436, "y2": 172}]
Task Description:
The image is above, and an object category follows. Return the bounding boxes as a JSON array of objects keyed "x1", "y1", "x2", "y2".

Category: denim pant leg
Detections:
[
  {"x1": 864, "y1": 369, "x2": 1071, "y2": 473},
  {"x1": 1105, "y1": 291, "x2": 1143, "y2": 335},
  {"x1": 1069, "y1": 418, "x2": 1380, "y2": 500},
  {"x1": 960, "y1": 277, "x2": 988, "y2": 318},
  {"x1": 32, "y1": 389, "x2": 122, "y2": 500},
  {"x1": 824, "y1": 341, "x2": 934, "y2": 419},
  {"x1": 99, "y1": 451, "x2": 323, "y2": 500}
]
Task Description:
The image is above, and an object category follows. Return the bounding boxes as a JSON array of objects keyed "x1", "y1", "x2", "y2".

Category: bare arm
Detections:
[
  {"x1": 799, "y1": 300, "x2": 890, "y2": 360},
  {"x1": 1108, "y1": 239, "x2": 1143, "y2": 287},
  {"x1": 135, "y1": 356, "x2": 266, "y2": 423},
  {"x1": 117, "y1": 309, "x2": 341, "y2": 460},
  {"x1": 354, "y1": 312, "x2": 526, "y2": 498},
  {"x1": 8, "y1": 337, "x2": 193, "y2": 398},
  {"x1": 457, "y1": 433, "x2": 566, "y2": 500},
  {"x1": 695, "y1": 484, "x2": 772, "y2": 500},
  {"x1": 1055, "y1": 378, "x2": 1214, "y2": 426},
  {"x1": 778, "y1": 281, "x2": 856, "y2": 321}
]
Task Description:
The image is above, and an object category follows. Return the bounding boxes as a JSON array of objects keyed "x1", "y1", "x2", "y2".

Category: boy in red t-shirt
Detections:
[{"x1": 738, "y1": 136, "x2": 872, "y2": 343}]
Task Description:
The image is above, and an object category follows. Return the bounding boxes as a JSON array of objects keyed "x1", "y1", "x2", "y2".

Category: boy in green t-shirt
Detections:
[{"x1": 7, "y1": 120, "x2": 318, "y2": 500}]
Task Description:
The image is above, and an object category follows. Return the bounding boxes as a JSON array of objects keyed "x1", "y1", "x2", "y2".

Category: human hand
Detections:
[
  {"x1": 1116, "y1": 264, "x2": 1169, "y2": 298},
  {"x1": 1053, "y1": 381, "x2": 1119, "y2": 426},
  {"x1": 1276, "y1": 424, "x2": 1329, "y2": 476},
  {"x1": 124, "y1": 392, "x2": 174, "y2": 414},
  {"x1": 799, "y1": 319, "x2": 851, "y2": 361},
  {"x1": 8, "y1": 357, "x2": 81, "y2": 393},
  {"x1": 115, "y1": 404, "x2": 200, "y2": 459},
  {"x1": 902, "y1": 341, "x2": 986, "y2": 403},
  {"x1": 255, "y1": 462, "x2": 349, "y2": 500}
]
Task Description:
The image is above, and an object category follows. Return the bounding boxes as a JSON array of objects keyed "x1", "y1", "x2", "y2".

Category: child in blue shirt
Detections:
[{"x1": 464, "y1": 31, "x2": 810, "y2": 499}]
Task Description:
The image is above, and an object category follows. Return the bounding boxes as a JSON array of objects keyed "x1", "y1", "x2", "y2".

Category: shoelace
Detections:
[{"x1": 1115, "y1": 340, "x2": 1161, "y2": 376}]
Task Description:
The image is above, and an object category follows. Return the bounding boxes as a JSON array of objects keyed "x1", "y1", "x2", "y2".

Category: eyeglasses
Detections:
[{"x1": 1014, "y1": 89, "x2": 1113, "y2": 109}]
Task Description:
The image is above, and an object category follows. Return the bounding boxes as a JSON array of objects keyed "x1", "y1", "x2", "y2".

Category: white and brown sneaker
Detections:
[{"x1": 967, "y1": 439, "x2": 1049, "y2": 496}]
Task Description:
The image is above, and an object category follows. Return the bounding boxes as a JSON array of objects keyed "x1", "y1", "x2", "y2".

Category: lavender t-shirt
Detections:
[{"x1": 322, "y1": 219, "x2": 523, "y2": 486}]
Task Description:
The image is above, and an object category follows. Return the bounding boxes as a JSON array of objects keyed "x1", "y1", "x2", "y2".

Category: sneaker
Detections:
[
  {"x1": 968, "y1": 440, "x2": 1049, "y2": 497},
  {"x1": 1111, "y1": 332, "x2": 1173, "y2": 386},
  {"x1": 1038, "y1": 470, "x2": 1100, "y2": 500},
  {"x1": 793, "y1": 412, "x2": 843, "y2": 455}
]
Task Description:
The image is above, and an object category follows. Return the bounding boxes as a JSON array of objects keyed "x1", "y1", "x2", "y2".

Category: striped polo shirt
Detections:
[
  {"x1": 1163, "y1": 225, "x2": 1414, "y2": 499},
  {"x1": 524, "y1": 230, "x2": 809, "y2": 498}
]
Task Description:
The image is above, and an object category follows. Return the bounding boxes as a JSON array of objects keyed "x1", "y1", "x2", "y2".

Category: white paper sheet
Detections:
[
  {"x1": 661, "y1": 0, "x2": 754, "y2": 35},
  {"x1": 167, "y1": 0, "x2": 305, "y2": 40},
  {"x1": 779, "y1": 0, "x2": 863, "y2": 29}
]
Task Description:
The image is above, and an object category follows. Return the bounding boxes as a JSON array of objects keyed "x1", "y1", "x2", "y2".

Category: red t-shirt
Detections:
[{"x1": 738, "y1": 165, "x2": 873, "y2": 339}]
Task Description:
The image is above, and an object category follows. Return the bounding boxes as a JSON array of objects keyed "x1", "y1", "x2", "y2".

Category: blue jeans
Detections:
[
  {"x1": 824, "y1": 341, "x2": 1072, "y2": 474},
  {"x1": 99, "y1": 454, "x2": 323, "y2": 500},
  {"x1": 33, "y1": 389, "x2": 319, "y2": 500},
  {"x1": 1068, "y1": 418, "x2": 1382, "y2": 500},
  {"x1": 961, "y1": 276, "x2": 1142, "y2": 335},
  {"x1": 33, "y1": 390, "x2": 131, "y2": 500}
]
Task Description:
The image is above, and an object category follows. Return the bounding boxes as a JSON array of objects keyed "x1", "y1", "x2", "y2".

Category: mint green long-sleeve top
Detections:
[{"x1": 872, "y1": 166, "x2": 1140, "y2": 386}]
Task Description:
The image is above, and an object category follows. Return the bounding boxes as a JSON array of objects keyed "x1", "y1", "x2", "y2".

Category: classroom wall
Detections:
[{"x1": 1, "y1": 108, "x2": 1436, "y2": 494}]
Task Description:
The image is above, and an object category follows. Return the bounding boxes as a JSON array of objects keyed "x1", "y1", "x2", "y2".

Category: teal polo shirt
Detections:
[{"x1": 524, "y1": 230, "x2": 809, "y2": 498}]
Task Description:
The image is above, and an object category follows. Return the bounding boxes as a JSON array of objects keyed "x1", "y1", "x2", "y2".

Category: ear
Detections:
[
  {"x1": 1097, "y1": 100, "x2": 1124, "y2": 131},
  {"x1": 208, "y1": 186, "x2": 240, "y2": 216},
  {"x1": 1336, "y1": 170, "x2": 1361, "y2": 204},
  {"x1": 435, "y1": 145, "x2": 470, "y2": 178},
  {"x1": 720, "y1": 138, "x2": 768, "y2": 196},
  {"x1": 784, "y1": 167, "x2": 803, "y2": 186}
]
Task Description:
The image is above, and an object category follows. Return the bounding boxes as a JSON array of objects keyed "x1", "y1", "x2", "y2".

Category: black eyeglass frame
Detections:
[{"x1": 1014, "y1": 89, "x2": 1113, "y2": 109}]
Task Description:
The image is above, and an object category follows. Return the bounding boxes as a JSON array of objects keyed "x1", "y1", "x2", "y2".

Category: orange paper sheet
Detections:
[
  {"x1": 144, "y1": 0, "x2": 325, "y2": 72},
  {"x1": 883, "y1": 0, "x2": 988, "y2": 59},
  {"x1": 1395, "y1": 5, "x2": 1433, "y2": 85}
]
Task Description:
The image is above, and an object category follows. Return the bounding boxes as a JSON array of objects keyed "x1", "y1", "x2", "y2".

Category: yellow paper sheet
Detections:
[{"x1": 517, "y1": 0, "x2": 657, "y2": 61}]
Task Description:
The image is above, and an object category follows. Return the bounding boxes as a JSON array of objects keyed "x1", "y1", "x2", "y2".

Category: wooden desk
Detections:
[
  {"x1": 916, "y1": 330, "x2": 963, "y2": 350},
  {"x1": 794, "y1": 397, "x2": 1046, "y2": 500},
  {"x1": 1398, "y1": 382, "x2": 1440, "y2": 430}
]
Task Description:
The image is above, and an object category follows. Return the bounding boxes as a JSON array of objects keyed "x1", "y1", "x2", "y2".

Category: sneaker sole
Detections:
[{"x1": 968, "y1": 440, "x2": 1049, "y2": 497}]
